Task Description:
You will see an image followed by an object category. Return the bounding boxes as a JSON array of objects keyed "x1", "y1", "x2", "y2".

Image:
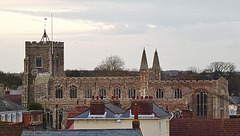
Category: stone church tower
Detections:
[
  {"x1": 22, "y1": 30, "x2": 65, "y2": 106},
  {"x1": 139, "y1": 48, "x2": 161, "y2": 96}
]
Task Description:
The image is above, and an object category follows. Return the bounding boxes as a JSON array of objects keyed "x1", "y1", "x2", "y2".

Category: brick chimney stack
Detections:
[
  {"x1": 132, "y1": 102, "x2": 140, "y2": 129},
  {"x1": 131, "y1": 97, "x2": 153, "y2": 115},
  {"x1": 90, "y1": 97, "x2": 105, "y2": 115}
]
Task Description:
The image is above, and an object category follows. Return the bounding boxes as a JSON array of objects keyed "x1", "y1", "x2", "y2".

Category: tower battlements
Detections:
[{"x1": 25, "y1": 41, "x2": 64, "y2": 47}]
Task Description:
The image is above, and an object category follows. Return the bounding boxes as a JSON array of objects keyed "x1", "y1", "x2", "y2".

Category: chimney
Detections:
[
  {"x1": 132, "y1": 102, "x2": 140, "y2": 129},
  {"x1": 23, "y1": 111, "x2": 31, "y2": 128},
  {"x1": 110, "y1": 95, "x2": 121, "y2": 107},
  {"x1": 23, "y1": 110, "x2": 43, "y2": 129},
  {"x1": 90, "y1": 99, "x2": 105, "y2": 115},
  {"x1": 131, "y1": 99, "x2": 153, "y2": 115}
]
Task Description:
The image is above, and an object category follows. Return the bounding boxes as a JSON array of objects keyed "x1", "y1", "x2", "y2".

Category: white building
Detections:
[
  {"x1": 68, "y1": 99, "x2": 171, "y2": 136},
  {"x1": 0, "y1": 97, "x2": 25, "y2": 122}
]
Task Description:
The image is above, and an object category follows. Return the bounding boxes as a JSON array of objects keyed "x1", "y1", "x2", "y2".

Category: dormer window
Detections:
[{"x1": 36, "y1": 56, "x2": 42, "y2": 68}]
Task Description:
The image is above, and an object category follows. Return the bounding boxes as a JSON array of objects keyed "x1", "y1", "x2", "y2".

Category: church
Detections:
[{"x1": 22, "y1": 31, "x2": 229, "y2": 129}]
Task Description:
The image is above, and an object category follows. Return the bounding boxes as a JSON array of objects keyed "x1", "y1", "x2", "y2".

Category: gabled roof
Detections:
[
  {"x1": 105, "y1": 103, "x2": 124, "y2": 114},
  {"x1": 22, "y1": 129, "x2": 143, "y2": 136},
  {"x1": 121, "y1": 103, "x2": 171, "y2": 119},
  {"x1": 69, "y1": 102, "x2": 171, "y2": 119},
  {"x1": 153, "y1": 103, "x2": 171, "y2": 118},
  {"x1": 0, "y1": 97, "x2": 25, "y2": 112},
  {"x1": 230, "y1": 96, "x2": 240, "y2": 104}
]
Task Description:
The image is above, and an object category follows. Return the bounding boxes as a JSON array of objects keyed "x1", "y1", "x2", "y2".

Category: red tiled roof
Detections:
[
  {"x1": 66, "y1": 106, "x2": 89, "y2": 129},
  {"x1": 170, "y1": 118, "x2": 240, "y2": 136}
]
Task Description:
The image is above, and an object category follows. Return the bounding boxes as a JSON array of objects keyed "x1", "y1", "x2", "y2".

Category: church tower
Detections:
[{"x1": 22, "y1": 29, "x2": 64, "y2": 106}]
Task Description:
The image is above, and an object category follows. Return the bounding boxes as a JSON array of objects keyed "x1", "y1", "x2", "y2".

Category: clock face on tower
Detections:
[{"x1": 31, "y1": 69, "x2": 38, "y2": 76}]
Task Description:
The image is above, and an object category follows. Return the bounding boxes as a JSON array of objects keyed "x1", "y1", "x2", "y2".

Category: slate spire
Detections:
[
  {"x1": 152, "y1": 49, "x2": 160, "y2": 71},
  {"x1": 140, "y1": 48, "x2": 148, "y2": 71}
]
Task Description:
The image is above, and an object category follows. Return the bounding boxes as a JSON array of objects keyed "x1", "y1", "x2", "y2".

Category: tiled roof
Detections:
[
  {"x1": 4, "y1": 94, "x2": 22, "y2": 105},
  {"x1": 71, "y1": 108, "x2": 117, "y2": 119},
  {"x1": 22, "y1": 129, "x2": 143, "y2": 136},
  {"x1": 231, "y1": 96, "x2": 240, "y2": 104},
  {"x1": 70, "y1": 102, "x2": 170, "y2": 119},
  {"x1": 0, "y1": 97, "x2": 25, "y2": 112},
  {"x1": 105, "y1": 103, "x2": 124, "y2": 114},
  {"x1": 170, "y1": 118, "x2": 240, "y2": 136},
  {"x1": 153, "y1": 103, "x2": 171, "y2": 118}
]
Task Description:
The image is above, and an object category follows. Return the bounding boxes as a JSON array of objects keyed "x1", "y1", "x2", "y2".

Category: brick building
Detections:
[{"x1": 22, "y1": 31, "x2": 229, "y2": 129}]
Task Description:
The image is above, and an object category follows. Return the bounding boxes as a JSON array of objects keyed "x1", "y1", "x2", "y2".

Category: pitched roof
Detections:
[
  {"x1": 4, "y1": 94, "x2": 22, "y2": 105},
  {"x1": 0, "y1": 97, "x2": 25, "y2": 112},
  {"x1": 105, "y1": 103, "x2": 124, "y2": 114},
  {"x1": 22, "y1": 129, "x2": 143, "y2": 136},
  {"x1": 170, "y1": 118, "x2": 240, "y2": 136},
  {"x1": 70, "y1": 102, "x2": 170, "y2": 119},
  {"x1": 230, "y1": 96, "x2": 240, "y2": 104},
  {"x1": 121, "y1": 103, "x2": 171, "y2": 119},
  {"x1": 153, "y1": 103, "x2": 171, "y2": 118}
]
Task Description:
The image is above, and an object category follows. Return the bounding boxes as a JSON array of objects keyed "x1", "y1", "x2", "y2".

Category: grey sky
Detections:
[{"x1": 0, "y1": 0, "x2": 240, "y2": 72}]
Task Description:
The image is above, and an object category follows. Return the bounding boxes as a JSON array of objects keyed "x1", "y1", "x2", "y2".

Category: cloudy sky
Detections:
[{"x1": 1, "y1": 0, "x2": 240, "y2": 72}]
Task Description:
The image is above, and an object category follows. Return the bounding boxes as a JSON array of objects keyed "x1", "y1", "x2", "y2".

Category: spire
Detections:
[
  {"x1": 152, "y1": 49, "x2": 160, "y2": 71},
  {"x1": 140, "y1": 48, "x2": 148, "y2": 71}
]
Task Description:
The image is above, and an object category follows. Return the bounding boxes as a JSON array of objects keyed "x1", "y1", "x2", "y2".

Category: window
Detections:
[
  {"x1": 85, "y1": 88, "x2": 92, "y2": 98},
  {"x1": 156, "y1": 89, "x2": 164, "y2": 98},
  {"x1": 99, "y1": 88, "x2": 106, "y2": 98},
  {"x1": 46, "y1": 112, "x2": 53, "y2": 127},
  {"x1": 70, "y1": 86, "x2": 77, "y2": 98},
  {"x1": 113, "y1": 88, "x2": 121, "y2": 98},
  {"x1": 128, "y1": 88, "x2": 136, "y2": 98},
  {"x1": 56, "y1": 86, "x2": 63, "y2": 98},
  {"x1": 36, "y1": 56, "x2": 42, "y2": 68},
  {"x1": 197, "y1": 91, "x2": 207, "y2": 117},
  {"x1": 220, "y1": 95, "x2": 224, "y2": 118},
  {"x1": 174, "y1": 88, "x2": 182, "y2": 98}
]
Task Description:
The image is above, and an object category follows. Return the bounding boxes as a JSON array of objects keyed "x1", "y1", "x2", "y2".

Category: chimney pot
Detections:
[
  {"x1": 96, "y1": 95, "x2": 99, "y2": 100},
  {"x1": 112, "y1": 96, "x2": 114, "y2": 99},
  {"x1": 141, "y1": 96, "x2": 143, "y2": 99},
  {"x1": 116, "y1": 95, "x2": 118, "y2": 99},
  {"x1": 136, "y1": 96, "x2": 139, "y2": 99},
  {"x1": 145, "y1": 96, "x2": 148, "y2": 99},
  {"x1": 92, "y1": 96, "x2": 94, "y2": 100}
]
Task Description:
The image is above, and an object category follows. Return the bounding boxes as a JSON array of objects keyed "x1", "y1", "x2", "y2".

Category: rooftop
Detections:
[{"x1": 22, "y1": 129, "x2": 143, "y2": 136}]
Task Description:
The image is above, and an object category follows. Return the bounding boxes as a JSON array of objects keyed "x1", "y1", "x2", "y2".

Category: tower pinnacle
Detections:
[
  {"x1": 41, "y1": 18, "x2": 50, "y2": 42},
  {"x1": 152, "y1": 49, "x2": 161, "y2": 71},
  {"x1": 140, "y1": 48, "x2": 148, "y2": 71}
]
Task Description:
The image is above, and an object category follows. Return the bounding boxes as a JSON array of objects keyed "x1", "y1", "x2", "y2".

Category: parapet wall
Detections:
[{"x1": 25, "y1": 41, "x2": 64, "y2": 47}]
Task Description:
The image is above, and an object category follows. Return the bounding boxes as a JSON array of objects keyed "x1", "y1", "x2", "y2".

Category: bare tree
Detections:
[
  {"x1": 94, "y1": 55, "x2": 125, "y2": 71},
  {"x1": 204, "y1": 62, "x2": 236, "y2": 80}
]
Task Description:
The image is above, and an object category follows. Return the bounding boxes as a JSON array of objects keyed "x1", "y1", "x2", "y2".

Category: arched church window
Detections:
[
  {"x1": 56, "y1": 86, "x2": 63, "y2": 98},
  {"x1": 99, "y1": 88, "x2": 106, "y2": 98},
  {"x1": 128, "y1": 88, "x2": 136, "y2": 98},
  {"x1": 113, "y1": 88, "x2": 121, "y2": 98},
  {"x1": 84, "y1": 88, "x2": 92, "y2": 98},
  {"x1": 174, "y1": 88, "x2": 182, "y2": 98},
  {"x1": 70, "y1": 85, "x2": 77, "y2": 98},
  {"x1": 156, "y1": 89, "x2": 164, "y2": 98},
  {"x1": 197, "y1": 91, "x2": 207, "y2": 117},
  {"x1": 36, "y1": 56, "x2": 42, "y2": 68}
]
